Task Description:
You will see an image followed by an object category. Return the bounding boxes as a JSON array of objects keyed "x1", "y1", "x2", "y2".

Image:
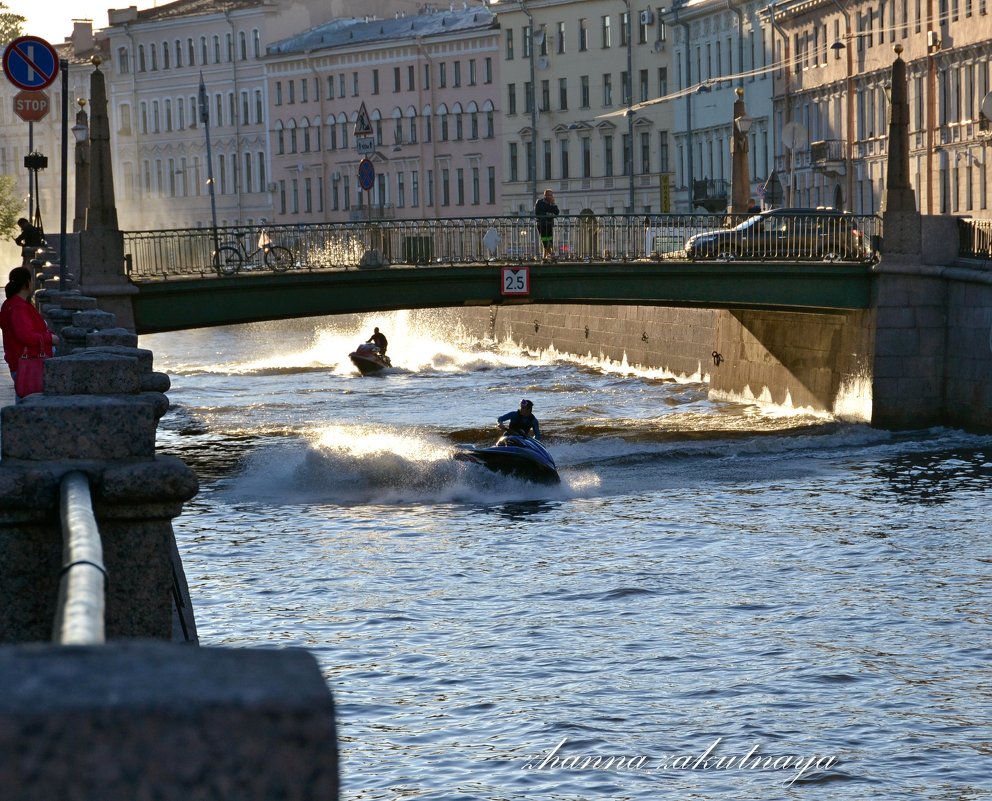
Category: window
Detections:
[
  {"x1": 523, "y1": 26, "x2": 532, "y2": 58},
  {"x1": 469, "y1": 59, "x2": 476, "y2": 85},
  {"x1": 557, "y1": 21, "x2": 566, "y2": 53},
  {"x1": 509, "y1": 142, "x2": 519, "y2": 182},
  {"x1": 581, "y1": 75, "x2": 590, "y2": 108},
  {"x1": 226, "y1": 33, "x2": 233, "y2": 62},
  {"x1": 253, "y1": 30, "x2": 261, "y2": 58},
  {"x1": 200, "y1": 37, "x2": 208, "y2": 66},
  {"x1": 559, "y1": 78, "x2": 568, "y2": 110},
  {"x1": 288, "y1": 81, "x2": 295, "y2": 105},
  {"x1": 622, "y1": 71, "x2": 631, "y2": 104},
  {"x1": 173, "y1": 40, "x2": 182, "y2": 68},
  {"x1": 150, "y1": 43, "x2": 158, "y2": 71},
  {"x1": 579, "y1": 18, "x2": 588, "y2": 51},
  {"x1": 543, "y1": 139, "x2": 552, "y2": 179},
  {"x1": 188, "y1": 38, "x2": 195, "y2": 66},
  {"x1": 620, "y1": 11, "x2": 629, "y2": 46},
  {"x1": 506, "y1": 29, "x2": 514, "y2": 60},
  {"x1": 603, "y1": 73, "x2": 613, "y2": 106},
  {"x1": 526, "y1": 141, "x2": 535, "y2": 181},
  {"x1": 397, "y1": 173, "x2": 405, "y2": 208},
  {"x1": 525, "y1": 82, "x2": 534, "y2": 113},
  {"x1": 302, "y1": 80, "x2": 309, "y2": 103},
  {"x1": 602, "y1": 15, "x2": 612, "y2": 48},
  {"x1": 213, "y1": 35, "x2": 221, "y2": 64},
  {"x1": 352, "y1": 73, "x2": 359, "y2": 96},
  {"x1": 658, "y1": 67, "x2": 668, "y2": 96},
  {"x1": 372, "y1": 69, "x2": 380, "y2": 94},
  {"x1": 412, "y1": 170, "x2": 420, "y2": 207},
  {"x1": 487, "y1": 166, "x2": 495, "y2": 204},
  {"x1": 604, "y1": 135, "x2": 614, "y2": 176},
  {"x1": 640, "y1": 69, "x2": 649, "y2": 103},
  {"x1": 454, "y1": 61, "x2": 461, "y2": 87},
  {"x1": 508, "y1": 84, "x2": 517, "y2": 115},
  {"x1": 118, "y1": 47, "x2": 130, "y2": 74},
  {"x1": 582, "y1": 137, "x2": 591, "y2": 177},
  {"x1": 240, "y1": 32, "x2": 247, "y2": 60},
  {"x1": 486, "y1": 109, "x2": 494, "y2": 138},
  {"x1": 560, "y1": 140, "x2": 569, "y2": 179},
  {"x1": 471, "y1": 166, "x2": 480, "y2": 205},
  {"x1": 456, "y1": 168, "x2": 464, "y2": 205},
  {"x1": 394, "y1": 67, "x2": 401, "y2": 92},
  {"x1": 424, "y1": 64, "x2": 431, "y2": 90},
  {"x1": 254, "y1": 90, "x2": 263, "y2": 123},
  {"x1": 541, "y1": 80, "x2": 550, "y2": 111},
  {"x1": 164, "y1": 99, "x2": 172, "y2": 131},
  {"x1": 439, "y1": 63, "x2": 446, "y2": 89},
  {"x1": 408, "y1": 65, "x2": 415, "y2": 91},
  {"x1": 659, "y1": 132, "x2": 669, "y2": 174},
  {"x1": 622, "y1": 133, "x2": 631, "y2": 176},
  {"x1": 442, "y1": 168, "x2": 450, "y2": 206},
  {"x1": 276, "y1": 82, "x2": 283, "y2": 106},
  {"x1": 485, "y1": 57, "x2": 493, "y2": 83}
]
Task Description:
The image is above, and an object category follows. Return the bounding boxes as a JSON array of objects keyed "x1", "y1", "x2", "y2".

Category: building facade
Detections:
[
  {"x1": 770, "y1": 0, "x2": 991, "y2": 216},
  {"x1": 495, "y1": 0, "x2": 676, "y2": 217},
  {"x1": 99, "y1": 0, "x2": 424, "y2": 231},
  {"x1": 265, "y1": 6, "x2": 501, "y2": 223},
  {"x1": 666, "y1": 0, "x2": 775, "y2": 213}
]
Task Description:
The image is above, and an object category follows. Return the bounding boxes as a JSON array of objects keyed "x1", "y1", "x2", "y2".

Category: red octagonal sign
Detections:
[{"x1": 13, "y1": 89, "x2": 49, "y2": 122}]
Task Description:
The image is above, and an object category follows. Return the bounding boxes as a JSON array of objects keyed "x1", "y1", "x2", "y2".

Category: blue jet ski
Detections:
[{"x1": 457, "y1": 430, "x2": 560, "y2": 485}]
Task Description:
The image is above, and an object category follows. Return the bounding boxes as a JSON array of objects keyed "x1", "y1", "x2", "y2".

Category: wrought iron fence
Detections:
[
  {"x1": 958, "y1": 218, "x2": 992, "y2": 260},
  {"x1": 123, "y1": 212, "x2": 883, "y2": 280}
]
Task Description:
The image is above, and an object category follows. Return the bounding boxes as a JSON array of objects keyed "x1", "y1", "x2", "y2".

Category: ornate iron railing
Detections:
[
  {"x1": 958, "y1": 218, "x2": 992, "y2": 260},
  {"x1": 123, "y1": 213, "x2": 883, "y2": 280}
]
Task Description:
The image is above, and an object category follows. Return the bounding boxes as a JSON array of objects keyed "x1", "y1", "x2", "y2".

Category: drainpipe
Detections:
[
  {"x1": 672, "y1": 5, "x2": 693, "y2": 211},
  {"x1": 225, "y1": 11, "x2": 244, "y2": 223},
  {"x1": 826, "y1": 0, "x2": 855, "y2": 212},
  {"x1": 414, "y1": 36, "x2": 438, "y2": 215},
  {"x1": 625, "y1": 0, "x2": 635, "y2": 213},
  {"x1": 519, "y1": 0, "x2": 538, "y2": 208},
  {"x1": 767, "y1": 1, "x2": 789, "y2": 206}
]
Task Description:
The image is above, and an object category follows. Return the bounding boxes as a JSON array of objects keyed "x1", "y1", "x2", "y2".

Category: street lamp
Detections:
[
  {"x1": 72, "y1": 99, "x2": 90, "y2": 234},
  {"x1": 730, "y1": 87, "x2": 753, "y2": 215}
]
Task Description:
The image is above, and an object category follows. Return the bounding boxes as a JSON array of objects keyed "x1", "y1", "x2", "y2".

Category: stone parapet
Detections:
[{"x1": 0, "y1": 642, "x2": 339, "y2": 801}]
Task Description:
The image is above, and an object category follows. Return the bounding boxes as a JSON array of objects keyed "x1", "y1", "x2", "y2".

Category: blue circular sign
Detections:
[
  {"x1": 357, "y1": 158, "x2": 375, "y2": 191},
  {"x1": 3, "y1": 36, "x2": 60, "y2": 91}
]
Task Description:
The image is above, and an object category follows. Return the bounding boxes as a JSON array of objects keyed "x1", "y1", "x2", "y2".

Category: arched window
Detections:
[
  {"x1": 438, "y1": 103, "x2": 449, "y2": 142},
  {"x1": 275, "y1": 120, "x2": 285, "y2": 155},
  {"x1": 392, "y1": 107, "x2": 403, "y2": 144},
  {"x1": 467, "y1": 101, "x2": 479, "y2": 140},
  {"x1": 406, "y1": 106, "x2": 418, "y2": 144},
  {"x1": 239, "y1": 31, "x2": 248, "y2": 60},
  {"x1": 150, "y1": 43, "x2": 157, "y2": 71},
  {"x1": 138, "y1": 44, "x2": 146, "y2": 72},
  {"x1": 301, "y1": 118, "x2": 311, "y2": 152},
  {"x1": 422, "y1": 104, "x2": 433, "y2": 143},
  {"x1": 162, "y1": 41, "x2": 170, "y2": 69},
  {"x1": 174, "y1": 40, "x2": 182, "y2": 68},
  {"x1": 452, "y1": 102, "x2": 464, "y2": 140}
]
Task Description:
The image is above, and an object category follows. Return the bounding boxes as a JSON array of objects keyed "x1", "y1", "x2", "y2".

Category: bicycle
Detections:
[{"x1": 213, "y1": 230, "x2": 294, "y2": 276}]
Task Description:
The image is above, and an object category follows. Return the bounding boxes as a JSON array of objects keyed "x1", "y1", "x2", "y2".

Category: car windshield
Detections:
[{"x1": 733, "y1": 214, "x2": 766, "y2": 232}]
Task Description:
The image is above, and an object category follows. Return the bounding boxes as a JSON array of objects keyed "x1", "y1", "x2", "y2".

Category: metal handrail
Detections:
[
  {"x1": 123, "y1": 213, "x2": 884, "y2": 279},
  {"x1": 53, "y1": 471, "x2": 106, "y2": 645}
]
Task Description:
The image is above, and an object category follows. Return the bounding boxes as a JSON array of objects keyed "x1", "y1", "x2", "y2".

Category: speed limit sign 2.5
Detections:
[{"x1": 501, "y1": 266, "x2": 530, "y2": 296}]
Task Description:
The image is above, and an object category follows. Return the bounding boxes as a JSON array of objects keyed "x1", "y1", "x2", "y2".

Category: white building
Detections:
[
  {"x1": 494, "y1": 0, "x2": 676, "y2": 217},
  {"x1": 99, "y1": 0, "x2": 423, "y2": 231},
  {"x1": 665, "y1": 0, "x2": 775, "y2": 213}
]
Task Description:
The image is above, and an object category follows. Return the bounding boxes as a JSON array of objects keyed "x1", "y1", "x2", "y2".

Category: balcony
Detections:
[
  {"x1": 692, "y1": 179, "x2": 729, "y2": 213},
  {"x1": 809, "y1": 139, "x2": 847, "y2": 177}
]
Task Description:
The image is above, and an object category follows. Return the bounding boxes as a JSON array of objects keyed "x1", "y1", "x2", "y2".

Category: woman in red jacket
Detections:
[{"x1": 0, "y1": 266, "x2": 58, "y2": 397}]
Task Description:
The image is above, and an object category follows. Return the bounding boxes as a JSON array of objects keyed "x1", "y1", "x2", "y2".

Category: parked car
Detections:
[{"x1": 684, "y1": 208, "x2": 868, "y2": 262}]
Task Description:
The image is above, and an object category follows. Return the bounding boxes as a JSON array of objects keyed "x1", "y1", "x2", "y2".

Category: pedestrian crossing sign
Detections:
[{"x1": 354, "y1": 102, "x2": 374, "y2": 137}]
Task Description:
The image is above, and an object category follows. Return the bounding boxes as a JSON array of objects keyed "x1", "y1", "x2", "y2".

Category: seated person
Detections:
[{"x1": 497, "y1": 398, "x2": 542, "y2": 440}]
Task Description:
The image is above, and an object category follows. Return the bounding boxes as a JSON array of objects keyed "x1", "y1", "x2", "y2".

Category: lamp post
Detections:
[
  {"x1": 72, "y1": 99, "x2": 90, "y2": 234},
  {"x1": 729, "y1": 87, "x2": 753, "y2": 216}
]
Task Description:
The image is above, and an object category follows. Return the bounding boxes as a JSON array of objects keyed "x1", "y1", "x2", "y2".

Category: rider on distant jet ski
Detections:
[{"x1": 498, "y1": 398, "x2": 542, "y2": 440}]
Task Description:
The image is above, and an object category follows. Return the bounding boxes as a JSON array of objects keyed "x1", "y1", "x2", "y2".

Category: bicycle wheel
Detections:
[
  {"x1": 214, "y1": 246, "x2": 243, "y2": 276},
  {"x1": 264, "y1": 245, "x2": 294, "y2": 272}
]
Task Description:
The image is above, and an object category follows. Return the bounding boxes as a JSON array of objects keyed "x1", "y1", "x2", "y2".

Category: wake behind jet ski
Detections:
[
  {"x1": 455, "y1": 399, "x2": 560, "y2": 484},
  {"x1": 349, "y1": 342, "x2": 392, "y2": 375}
]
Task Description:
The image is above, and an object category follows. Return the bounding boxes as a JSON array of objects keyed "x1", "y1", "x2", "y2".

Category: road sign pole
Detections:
[
  {"x1": 27, "y1": 121, "x2": 33, "y2": 221},
  {"x1": 59, "y1": 59, "x2": 68, "y2": 286}
]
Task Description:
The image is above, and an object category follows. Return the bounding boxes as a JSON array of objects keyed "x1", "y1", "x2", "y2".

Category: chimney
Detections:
[{"x1": 71, "y1": 20, "x2": 95, "y2": 54}]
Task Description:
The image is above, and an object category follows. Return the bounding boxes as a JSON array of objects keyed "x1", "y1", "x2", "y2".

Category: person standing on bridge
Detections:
[
  {"x1": 366, "y1": 326, "x2": 388, "y2": 355},
  {"x1": 535, "y1": 189, "x2": 559, "y2": 262},
  {"x1": 1, "y1": 266, "x2": 58, "y2": 399},
  {"x1": 13, "y1": 218, "x2": 45, "y2": 267}
]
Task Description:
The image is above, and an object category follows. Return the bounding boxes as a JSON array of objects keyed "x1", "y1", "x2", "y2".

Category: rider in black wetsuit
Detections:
[
  {"x1": 366, "y1": 327, "x2": 388, "y2": 354},
  {"x1": 497, "y1": 398, "x2": 542, "y2": 440}
]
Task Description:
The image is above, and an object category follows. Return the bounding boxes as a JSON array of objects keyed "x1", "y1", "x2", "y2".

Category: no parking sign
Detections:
[{"x1": 3, "y1": 36, "x2": 59, "y2": 91}]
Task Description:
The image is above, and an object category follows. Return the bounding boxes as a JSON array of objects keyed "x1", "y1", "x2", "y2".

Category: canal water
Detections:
[{"x1": 144, "y1": 311, "x2": 992, "y2": 801}]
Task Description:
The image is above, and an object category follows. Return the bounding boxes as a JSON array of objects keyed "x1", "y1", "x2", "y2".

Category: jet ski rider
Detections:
[{"x1": 498, "y1": 399, "x2": 542, "y2": 440}]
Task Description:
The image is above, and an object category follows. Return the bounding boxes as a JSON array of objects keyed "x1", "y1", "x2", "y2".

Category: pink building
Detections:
[{"x1": 266, "y1": 5, "x2": 502, "y2": 222}]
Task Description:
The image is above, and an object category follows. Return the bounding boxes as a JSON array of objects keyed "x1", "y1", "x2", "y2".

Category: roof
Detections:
[
  {"x1": 267, "y1": 5, "x2": 496, "y2": 55},
  {"x1": 108, "y1": 0, "x2": 262, "y2": 27}
]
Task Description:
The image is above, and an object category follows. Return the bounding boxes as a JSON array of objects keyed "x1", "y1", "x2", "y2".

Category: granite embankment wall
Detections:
[
  {"x1": 439, "y1": 303, "x2": 876, "y2": 420},
  {"x1": 435, "y1": 256, "x2": 992, "y2": 428}
]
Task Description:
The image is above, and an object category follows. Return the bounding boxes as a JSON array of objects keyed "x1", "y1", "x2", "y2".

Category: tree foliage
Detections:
[
  {"x1": 0, "y1": 3, "x2": 24, "y2": 46},
  {"x1": 0, "y1": 175, "x2": 22, "y2": 241}
]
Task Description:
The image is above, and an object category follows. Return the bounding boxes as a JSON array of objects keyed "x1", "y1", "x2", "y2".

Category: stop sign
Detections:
[{"x1": 13, "y1": 90, "x2": 49, "y2": 122}]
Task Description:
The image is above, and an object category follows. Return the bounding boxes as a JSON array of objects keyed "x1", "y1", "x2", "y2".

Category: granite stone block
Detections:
[
  {"x1": 1, "y1": 397, "x2": 157, "y2": 460},
  {"x1": 43, "y1": 353, "x2": 142, "y2": 396},
  {"x1": 70, "y1": 309, "x2": 117, "y2": 331}
]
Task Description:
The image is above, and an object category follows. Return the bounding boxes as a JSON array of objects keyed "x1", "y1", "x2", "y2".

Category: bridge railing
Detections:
[
  {"x1": 958, "y1": 218, "x2": 992, "y2": 260},
  {"x1": 123, "y1": 213, "x2": 882, "y2": 280}
]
